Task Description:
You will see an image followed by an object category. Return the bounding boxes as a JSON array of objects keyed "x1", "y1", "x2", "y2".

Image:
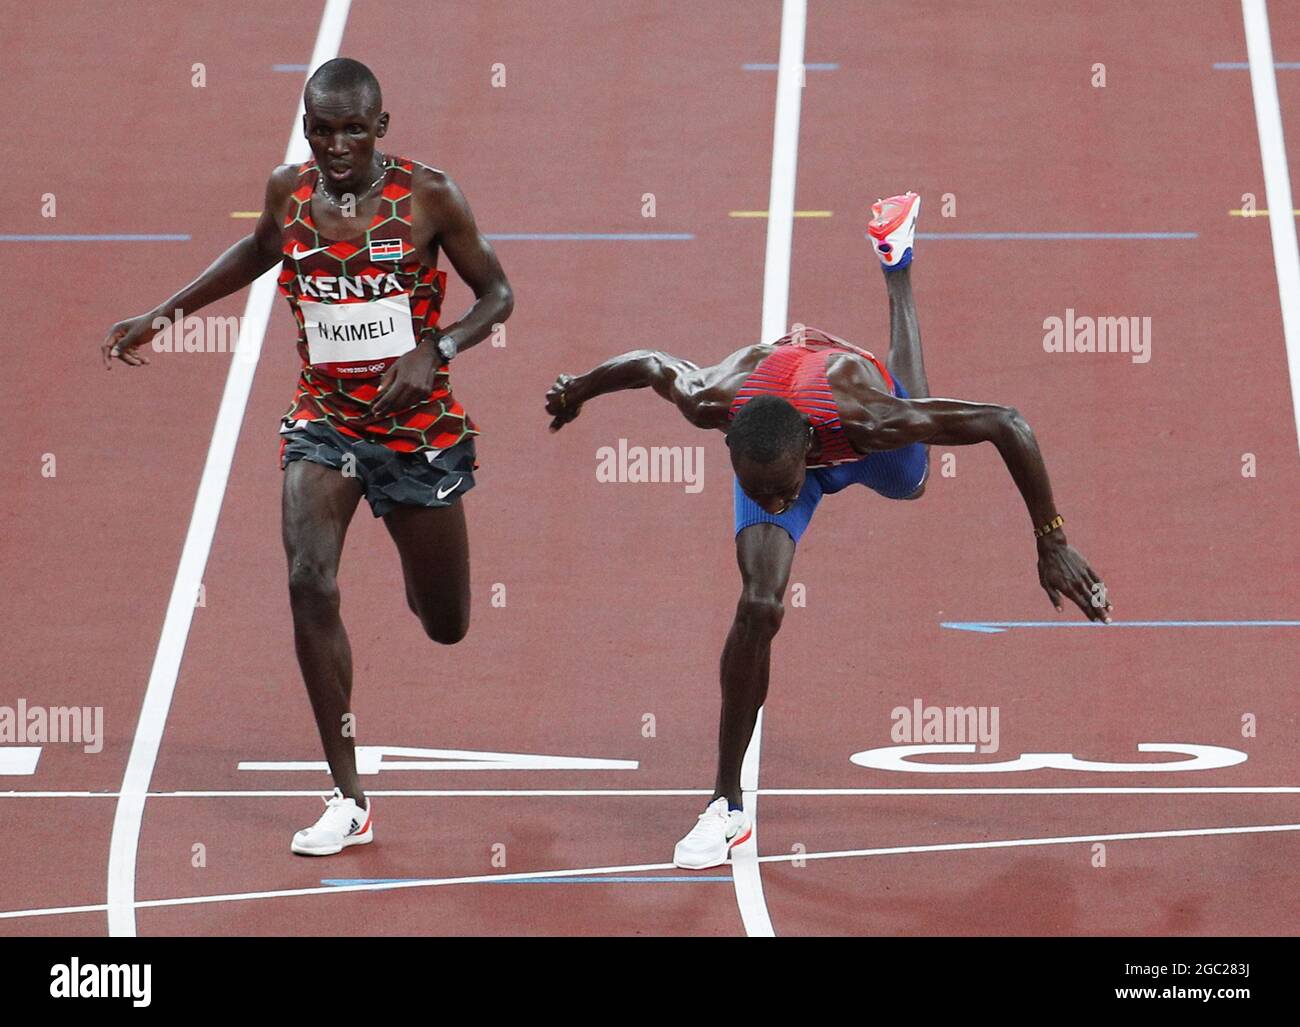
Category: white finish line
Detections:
[{"x1": 5, "y1": 820, "x2": 1296, "y2": 923}]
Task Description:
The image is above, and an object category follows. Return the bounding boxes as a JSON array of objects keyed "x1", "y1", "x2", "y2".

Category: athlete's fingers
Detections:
[
  {"x1": 380, "y1": 380, "x2": 418, "y2": 418},
  {"x1": 1084, "y1": 567, "x2": 1112, "y2": 616},
  {"x1": 372, "y1": 366, "x2": 400, "y2": 415},
  {"x1": 1077, "y1": 580, "x2": 1108, "y2": 622},
  {"x1": 1042, "y1": 583, "x2": 1062, "y2": 612},
  {"x1": 102, "y1": 325, "x2": 127, "y2": 369},
  {"x1": 548, "y1": 407, "x2": 577, "y2": 432},
  {"x1": 1069, "y1": 577, "x2": 1095, "y2": 617},
  {"x1": 1070, "y1": 560, "x2": 1107, "y2": 618},
  {"x1": 1088, "y1": 579, "x2": 1113, "y2": 622},
  {"x1": 1071, "y1": 583, "x2": 1096, "y2": 619},
  {"x1": 545, "y1": 375, "x2": 573, "y2": 410},
  {"x1": 1084, "y1": 564, "x2": 1108, "y2": 601},
  {"x1": 123, "y1": 334, "x2": 149, "y2": 366}
]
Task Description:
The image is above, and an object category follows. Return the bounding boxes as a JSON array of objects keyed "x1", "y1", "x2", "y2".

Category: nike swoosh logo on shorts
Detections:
[
  {"x1": 291, "y1": 244, "x2": 331, "y2": 259},
  {"x1": 436, "y1": 479, "x2": 462, "y2": 500}
]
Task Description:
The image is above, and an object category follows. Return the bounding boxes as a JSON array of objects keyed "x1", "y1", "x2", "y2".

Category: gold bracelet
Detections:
[{"x1": 1034, "y1": 514, "x2": 1064, "y2": 538}]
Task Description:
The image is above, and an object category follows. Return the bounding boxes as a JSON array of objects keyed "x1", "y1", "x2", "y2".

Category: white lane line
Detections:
[
  {"x1": 733, "y1": 0, "x2": 808, "y2": 939},
  {"x1": 1242, "y1": 0, "x2": 1300, "y2": 455},
  {"x1": 104, "y1": 0, "x2": 353, "y2": 939},
  {"x1": 733, "y1": 708, "x2": 772, "y2": 936},
  {"x1": 757, "y1": 786, "x2": 1300, "y2": 795},
  {"x1": 760, "y1": 0, "x2": 806, "y2": 344},
  {"x1": 10, "y1": 785, "x2": 1300, "y2": 799},
  {"x1": 756, "y1": 821, "x2": 1300, "y2": 865},
  {"x1": 8, "y1": 820, "x2": 1295, "y2": 923}
]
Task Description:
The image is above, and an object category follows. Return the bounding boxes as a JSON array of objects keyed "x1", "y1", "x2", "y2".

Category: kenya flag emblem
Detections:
[{"x1": 369, "y1": 238, "x2": 403, "y2": 261}]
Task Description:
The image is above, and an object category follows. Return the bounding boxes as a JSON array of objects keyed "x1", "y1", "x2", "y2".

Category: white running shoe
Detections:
[
  {"x1": 291, "y1": 788, "x2": 374, "y2": 856},
  {"x1": 673, "y1": 797, "x2": 752, "y2": 870},
  {"x1": 868, "y1": 191, "x2": 921, "y2": 270}
]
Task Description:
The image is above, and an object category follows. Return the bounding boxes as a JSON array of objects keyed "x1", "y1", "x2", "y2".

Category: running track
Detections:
[{"x1": 2, "y1": 0, "x2": 1297, "y2": 936}]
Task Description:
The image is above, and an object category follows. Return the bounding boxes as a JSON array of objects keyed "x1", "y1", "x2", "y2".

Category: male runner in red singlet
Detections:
[
  {"x1": 103, "y1": 59, "x2": 513, "y2": 855},
  {"x1": 544, "y1": 193, "x2": 1111, "y2": 869}
]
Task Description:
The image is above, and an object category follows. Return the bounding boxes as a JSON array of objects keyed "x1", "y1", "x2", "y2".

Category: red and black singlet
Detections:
[
  {"x1": 729, "y1": 326, "x2": 895, "y2": 468},
  {"x1": 277, "y1": 155, "x2": 476, "y2": 454}
]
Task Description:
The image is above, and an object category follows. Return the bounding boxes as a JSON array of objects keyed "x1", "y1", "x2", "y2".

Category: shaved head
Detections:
[
  {"x1": 728, "y1": 394, "x2": 807, "y2": 465},
  {"x1": 728, "y1": 395, "x2": 811, "y2": 514},
  {"x1": 305, "y1": 57, "x2": 382, "y2": 114}
]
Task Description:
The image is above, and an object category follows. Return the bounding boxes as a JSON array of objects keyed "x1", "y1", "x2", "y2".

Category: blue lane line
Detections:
[
  {"x1": 485, "y1": 232, "x2": 694, "y2": 241},
  {"x1": 321, "y1": 876, "x2": 732, "y2": 886},
  {"x1": 894, "y1": 232, "x2": 1198, "y2": 241},
  {"x1": 273, "y1": 64, "x2": 311, "y2": 72},
  {"x1": 0, "y1": 233, "x2": 191, "y2": 242},
  {"x1": 942, "y1": 620, "x2": 1300, "y2": 634},
  {"x1": 1214, "y1": 62, "x2": 1300, "y2": 69},
  {"x1": 743, "y1": 62, "x2": 839, "y2": 71}
]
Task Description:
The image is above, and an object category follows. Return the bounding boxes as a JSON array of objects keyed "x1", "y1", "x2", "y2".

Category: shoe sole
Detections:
[
  {"x1": 868, "y1": 193, "x2": 919, "y2": 239},
  {"x1": 870, "y1": 194, "x2": 920, "y2": 269},
  {"x1": 673, "y1": 824, "x2": 753, "y2": 870},
  {"x1": 291, "y1": 829, "x2": 374, "y2": 857}
]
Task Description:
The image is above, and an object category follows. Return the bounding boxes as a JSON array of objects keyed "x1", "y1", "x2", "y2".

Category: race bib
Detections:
[{"x1": 301, "y1": 294, "x2": 416, "y2": 376}]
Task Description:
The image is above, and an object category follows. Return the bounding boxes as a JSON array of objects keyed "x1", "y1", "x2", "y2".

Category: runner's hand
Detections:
[
  {"x1": 102, "y1": 313, "x2": 161, "y2": 368},
  {"x1": 373, "y1": 346, "x2": 439, "y2": 418},
  {"x1": 545, "y1": 374, "x2": 584, "y2": 432},
  {"x1": 1037, "y1": 535, "x2": 1111, "y2": 623}
]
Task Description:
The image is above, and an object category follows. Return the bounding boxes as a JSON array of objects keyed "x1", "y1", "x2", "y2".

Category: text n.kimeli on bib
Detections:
[{"x1": 301, "y1": 294, "x2": 416, "y2": 376}]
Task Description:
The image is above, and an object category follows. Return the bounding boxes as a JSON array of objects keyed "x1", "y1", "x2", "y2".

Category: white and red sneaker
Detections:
[
  {"x1": 291, "y1": 788, "x2": 373, "y2": 856},
  {"x1": 869, "y1": 191, "x2": 921, "y2": 270},
  {"x1": 673, "y1": 797, "x2": 752, "y2": 870}
]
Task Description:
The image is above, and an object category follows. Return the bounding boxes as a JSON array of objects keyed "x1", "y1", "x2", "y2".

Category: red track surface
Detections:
[{"x1": 3, "y1": 1, "x2": 1297, "y2": 936}]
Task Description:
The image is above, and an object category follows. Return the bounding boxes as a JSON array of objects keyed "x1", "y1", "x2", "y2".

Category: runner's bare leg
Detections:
[
  {"x1": 282, "y1": 461, "x2": 366, "y2": 804},
  {"x1": 382, "y1": 500, "x2": 472, "y2": 644},
  {"x1": 884, "y1": 265, "x2": 929, "y2": 399},
  {"x1": 714, "y1": 522, "x2": 796, "y2": 807}
]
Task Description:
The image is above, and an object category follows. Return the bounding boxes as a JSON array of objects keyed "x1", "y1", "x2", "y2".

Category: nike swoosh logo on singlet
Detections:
[
  {"x1": 436, "y1": 479, "x2": 462, "y2": 500},
  {"x1": 290, "y1": 244, "x2": 331, "y2": 259}
]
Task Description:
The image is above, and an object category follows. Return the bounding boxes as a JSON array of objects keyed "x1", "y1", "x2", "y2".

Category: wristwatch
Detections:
[{"x1": 420, "y1": 329, "x2": 458, "y2": 364}]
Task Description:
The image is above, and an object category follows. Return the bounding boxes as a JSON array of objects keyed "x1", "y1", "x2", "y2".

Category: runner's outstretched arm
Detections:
[
  {"x1": 840, "y1": 383, "x2": 1112, "y2": 623},
  {"x1": 101, "y1": 165, "x2": 295, "y2": 368},
  {"x1": 544, "y1": 345, "x2": 764, "y2": 432},
  {"x1": 544, "y1": 349, "x2": 712, "y2": 431}
]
